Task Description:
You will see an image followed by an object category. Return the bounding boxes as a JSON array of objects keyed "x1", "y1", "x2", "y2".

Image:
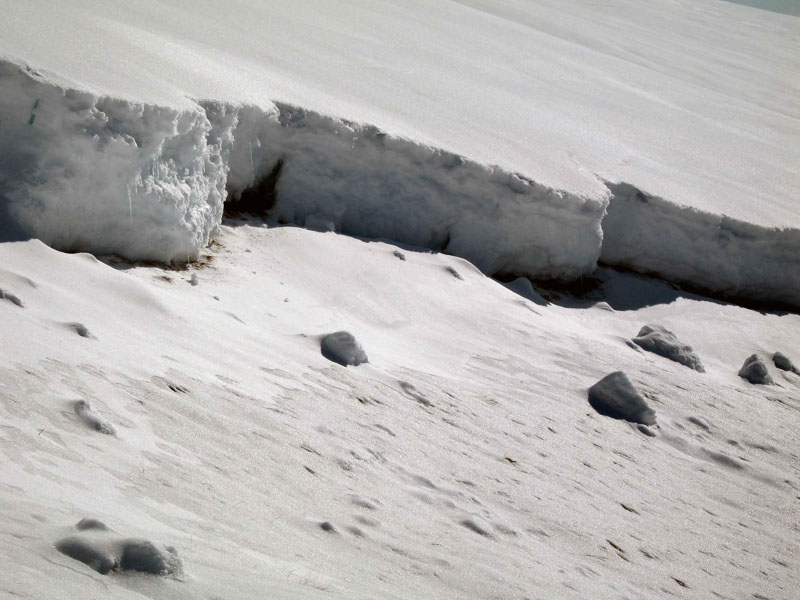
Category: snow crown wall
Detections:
[
  {"x1": 2, "y1": 60, "x2": 798, "y2": 310},
  {"x1": 601, "y1": 182, "x2": 800, "y2": 311},
  {"x1": 211, "y1": 102, "x2": 606, "y2": 280},
  {"x1": 0, "y1": 61, "x2": 225, "y2": 262}
]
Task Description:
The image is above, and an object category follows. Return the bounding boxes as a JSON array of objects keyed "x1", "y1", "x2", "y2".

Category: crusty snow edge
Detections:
[
  {"x1": 2, "y1": 59, "x2": 798, "y2": 309},
  {"x1": 601, "y1": 182, "x2": 800, "y2": 310},
  {"x1": 208, "y1": 101, "x2": 606, "y2": 280}
]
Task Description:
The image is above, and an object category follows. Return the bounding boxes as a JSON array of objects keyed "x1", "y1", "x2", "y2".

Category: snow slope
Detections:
[
  {"x1": 1, "y1": 0, "x2": 798, "y2": 306},
  {"x1": 1, "y1": 224, "x2": 798, "y2": 599}
]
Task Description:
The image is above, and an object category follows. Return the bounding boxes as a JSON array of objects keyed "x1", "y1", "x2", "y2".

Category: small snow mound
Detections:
[
  {"x1": 588, "y1": 371, "x2": 656, "y2": 426},
  {"x1": 502, "y1": 277, "x2": 548, "y2": 306},
  {"x1": 320, "y1": 331, "x2": 368, "y2": 367},
  {"x1": 633, "y1": 325, "x2": 704, "y2": 372},
  {"x1": 738, "y1": 355, "x2": 773, "y2": 385},
  {"x1": 73, "y1": 400, "x2": 116, "y2": 435},
  {"x1": 773, "y1": 352, "x2": 799, "y2": 374}
]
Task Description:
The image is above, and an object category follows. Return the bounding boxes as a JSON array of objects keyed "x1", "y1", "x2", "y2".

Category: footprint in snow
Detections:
[
  {"x1": 55, "y1": 518, "x2": 181, "y2": 576},
  {"x1": 65, "y1": 322, "x2": 92, "y2": 338},
  {"x1": 444, "y1": 266, "x2": 463, "y2": 280}
]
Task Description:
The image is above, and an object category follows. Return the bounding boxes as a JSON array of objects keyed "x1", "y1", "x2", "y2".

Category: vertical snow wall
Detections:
[
  {"x1": 0, "y1": 62, "x2": 225, "y2": 261},
  {"x1": 1, "y1": 61, "x2": 798, "y2": 309}
]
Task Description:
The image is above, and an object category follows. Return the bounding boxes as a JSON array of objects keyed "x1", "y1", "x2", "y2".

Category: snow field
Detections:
[{"x1": 0, "y1": 226, "x2": 798, "y2": 599}]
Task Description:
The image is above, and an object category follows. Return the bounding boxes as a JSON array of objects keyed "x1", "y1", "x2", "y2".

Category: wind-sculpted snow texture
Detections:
[
  {"x1": 633, "y1": 325, "x2": 704, "y2": 372},
  {"x1": 0, "y1": 61, "x2": 225, "y2": 263},
  {"x1": 601, "y1": 182, "x2": 800, "y2": 310}
]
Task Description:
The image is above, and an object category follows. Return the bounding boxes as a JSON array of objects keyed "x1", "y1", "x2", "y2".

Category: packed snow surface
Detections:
[{"x1": 1, "y1": 225, "x2": 799, "y2": 599}]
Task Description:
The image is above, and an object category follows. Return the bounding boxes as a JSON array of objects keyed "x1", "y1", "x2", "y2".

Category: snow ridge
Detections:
[{"x1": 2, "y1": 59, "x2": 798, "y2": 309}]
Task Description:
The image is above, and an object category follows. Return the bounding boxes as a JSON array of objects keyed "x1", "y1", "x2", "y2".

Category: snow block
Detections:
[
  {"x1": 633, "y1": 325, "x2": 704, "y2": 372},
  {"x1": 601, "y1": 182, "x2": 800, "y2": 311},
  {"x1": 0, "y1": 60, "x2": 226, "y2": 262},
  {"x1": 738, "y1": 355, "x2": 773, "y2": 385},
  {"x1": 588, "y1": 371, "x2": 656, "y2": 426}
]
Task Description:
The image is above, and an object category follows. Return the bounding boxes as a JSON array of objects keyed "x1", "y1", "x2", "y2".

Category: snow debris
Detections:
[
  {"x1": 633, "y1": 325, "x2": 704, "y2": 372},
  {"x1": 56, "y1": 530, "x2": 180, "y2": 576},
  {"x1": 738, "y1": 355, "x2": 773, "y2": 385},
  {"x1": 321, "y1": 331, "x2": 368, "y2": 367},
  {"x1": 772, "y1": 352, "x2": 798, "y2": 374},
  {"x1": 588, "y1": 371, "x2": 656, "y2": 426}
]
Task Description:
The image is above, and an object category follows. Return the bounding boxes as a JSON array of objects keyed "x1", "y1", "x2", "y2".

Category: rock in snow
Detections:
[
  {"x1": 321, "y1": 331, "x2": 369, "y2": 367},
  {"x1": 587, "y1": 371, "x2": 656, "y2": 426},
  {"x1": 738, "y1": 355, "x2": 773, "y2": 385},
  {"x1": 632, "y1": 324, "x2": 704, "y2": 372}
]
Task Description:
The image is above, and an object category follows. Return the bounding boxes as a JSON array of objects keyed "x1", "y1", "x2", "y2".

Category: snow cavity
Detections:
[
  {"x1": 601, "y1": 182, "x2": 800, "y2": 310},
  {"x1": 0, "y1": 60, "x2": 225, "y2": 262}
]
